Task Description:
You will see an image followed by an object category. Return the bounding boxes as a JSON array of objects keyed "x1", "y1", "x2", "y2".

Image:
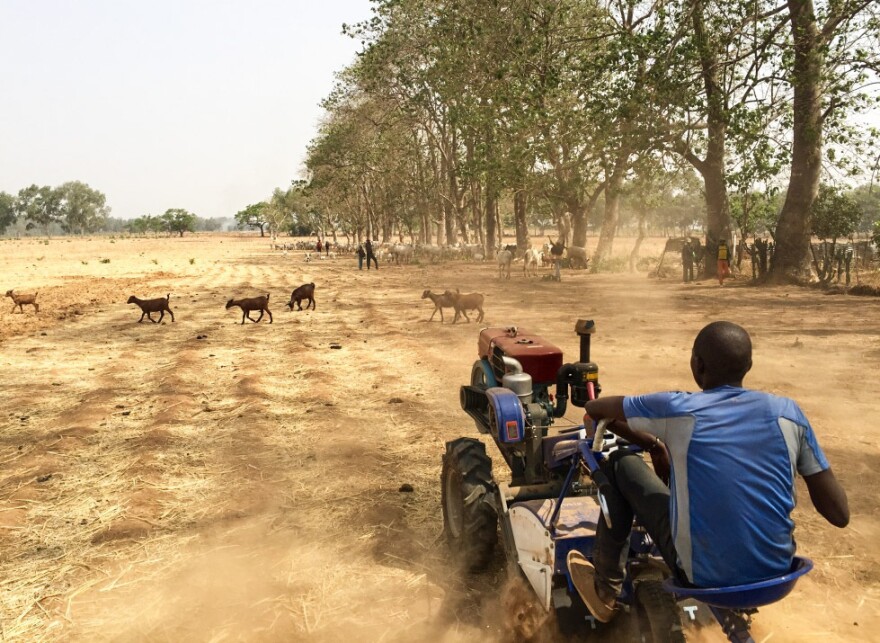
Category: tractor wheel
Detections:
[
  {"x1": 441, "y1": 437, "x2": 498, "y2": 572},
  {"x1": 633, "y1": 579, "x2": 686, "y2": 643}
]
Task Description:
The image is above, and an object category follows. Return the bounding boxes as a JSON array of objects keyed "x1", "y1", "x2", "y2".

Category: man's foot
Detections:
[{"x1": 567, "y1": 551, "x2": 618, "y2": 623}]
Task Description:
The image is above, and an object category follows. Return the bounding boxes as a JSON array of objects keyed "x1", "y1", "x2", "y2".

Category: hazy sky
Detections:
[{"x1": 0, "y1": 1, "x2": 372, "y2": 220}]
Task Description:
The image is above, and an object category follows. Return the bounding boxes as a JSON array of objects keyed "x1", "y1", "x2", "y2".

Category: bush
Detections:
[
  {"x1": 590, "y1": 256, "x2": 629, "y2": 273},
  {"x1": 637, "y1": 256, "x2": 659, "y2": 272},
  {"x1": 99, "y1": 258, "x2": 110, "y2": 264},
  {"x1": 189, "y1": 258, "x2": 195, "y2": 265}
]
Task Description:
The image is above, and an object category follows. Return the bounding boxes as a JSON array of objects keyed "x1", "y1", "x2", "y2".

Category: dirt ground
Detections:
[{"x1": 1, "y1": 234, "x2": 878, "y2": 642}]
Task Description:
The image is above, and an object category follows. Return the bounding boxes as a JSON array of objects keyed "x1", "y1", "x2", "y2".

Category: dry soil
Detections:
[{"x1": 1, "y1": 234, "x2": 878, "y2": 642}]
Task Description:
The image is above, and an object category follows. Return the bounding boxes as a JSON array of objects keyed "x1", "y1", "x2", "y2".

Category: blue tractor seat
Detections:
[{"x1": 662, "y1": 556, "x2": 813, "y2": 610}]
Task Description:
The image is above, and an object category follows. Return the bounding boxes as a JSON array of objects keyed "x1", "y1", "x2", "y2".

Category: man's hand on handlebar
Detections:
[{"x1": 648, "y1": 441, "x2": 671, "y2": 486}]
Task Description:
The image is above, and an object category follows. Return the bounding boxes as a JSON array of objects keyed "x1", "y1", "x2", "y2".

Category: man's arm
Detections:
[
  {"x1": 584, "y1": 396, "x2": 660, "y2": 451},
  {"x1": 803, "y1": 468, "x2": 849, "y2": 527},
  {"x1": 584, "y1": 396, "x2": 626, "y2": 422}
]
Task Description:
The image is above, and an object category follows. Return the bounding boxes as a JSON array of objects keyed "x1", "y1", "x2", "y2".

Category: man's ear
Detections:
[{"x1": 691, "y1": 352, "x2": 706, "y2": 387}]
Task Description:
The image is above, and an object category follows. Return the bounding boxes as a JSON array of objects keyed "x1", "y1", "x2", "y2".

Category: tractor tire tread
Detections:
[
  {"x1": 441, "y1": 438, "x2": 498, "y2": 572},
  {"x1": 634, "y1": 579, "x2": 687, "y2": 643}
]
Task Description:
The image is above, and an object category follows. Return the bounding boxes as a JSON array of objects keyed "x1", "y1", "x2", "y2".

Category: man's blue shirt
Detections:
[{"x1": 623, "y1": 386, "x2": 828, "y2": 587}]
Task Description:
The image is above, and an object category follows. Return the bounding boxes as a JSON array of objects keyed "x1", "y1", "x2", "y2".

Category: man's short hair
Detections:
[{"x1": 693, "y1": 321, "x2": 752, "y2": 382}]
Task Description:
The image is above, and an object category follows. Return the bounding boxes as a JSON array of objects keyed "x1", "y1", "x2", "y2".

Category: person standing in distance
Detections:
[
  {"x1": 567, "y1": 321, "x2": 849, "y2": 624},
  {"x1": 356, "y1": 243, "x2": 366, "y2": 270},
  {"x1": 681, "y1": 239, "x2": 695, "y2": 283},
  {"x1": 717, "y1": 238, "x2": 731, "y2": 286},
  {"x1": 365, "y1": 237, "x2": 379, "y2": 270}
]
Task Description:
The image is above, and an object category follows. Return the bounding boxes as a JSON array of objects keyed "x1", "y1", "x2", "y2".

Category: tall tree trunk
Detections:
[
  {"x1": 415, "y1": 134, "x2": 431, "y2": 245},
  {"x1": 514, "y1": 190, "x2": 529, "y2": 252},
  {"x1": 472, "y1": 179, "x2": 484, "y2": 250},
  {"x1": 772, "y1": 0, "x2": 823, "y2": 281},
  {"x1": 691, "y1": 0, "x2": 732, "y2": 277},
  {"x1": 629, "y1": 207, "x2": 648, "y2": 271},
  {"x1": 594, "y1": 155, "x2": 627, "y2": 263},
  {"x1": 571, "y1": 186, "x2": 602, "y2": 249},
  {"x1": 485, "y1": 189, "x2": 497, "y2": 258}
]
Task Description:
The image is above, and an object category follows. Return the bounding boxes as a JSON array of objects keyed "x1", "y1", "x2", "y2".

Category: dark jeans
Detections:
[
  {"x1": 366, "y1": 254, "x2": 378, "y2": 270},
  {"x1": 358, "y1": 255, "x2": 364, "y2": 270},
  {"x1": 593, "y1": 450, "x2": 686, "y2": 598},
  {"x1": 683, "y1": 263, "x2": 694, "y2": 283}
]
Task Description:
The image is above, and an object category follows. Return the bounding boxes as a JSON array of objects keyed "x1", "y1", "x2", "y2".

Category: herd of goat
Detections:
[
  {"x1": 5, "y1": 284, "x2": 317, "y2": 326},
  {"x1": 7, "y1": 281, "x2": 485, "y2": 326},
  {"x1": 7, "y1": 239, "x2": 586, "y2": 327}
]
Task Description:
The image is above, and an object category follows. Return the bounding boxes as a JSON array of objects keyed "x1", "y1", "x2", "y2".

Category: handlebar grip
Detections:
[
  {"x1": 591, "y1": 418, "x2": 612, "y2": 452},
  {"x1": 591, "y1": 469, "x2": 613, "y2": 497}
]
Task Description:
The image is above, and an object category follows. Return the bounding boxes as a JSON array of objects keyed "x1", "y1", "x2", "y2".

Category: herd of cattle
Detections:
[{"x1": 271, "y1": 238, "x2": 591, "y2": 275}]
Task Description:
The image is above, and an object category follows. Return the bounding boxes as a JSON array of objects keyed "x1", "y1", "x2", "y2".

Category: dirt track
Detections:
[{"x1": 1, "y1": 235, "x2": 878, "y2": 642}]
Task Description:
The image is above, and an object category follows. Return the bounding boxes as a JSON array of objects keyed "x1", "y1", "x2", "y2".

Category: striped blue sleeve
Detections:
[
  {"x1": 623, "y1": 391, "x2": 681, "y2": 420},
  {"x1": 784, "y1": 400, "x2": 829, "y2": 476},
  {"x1": 623, "y1": 392, "x2": 686, "y2": 440}
]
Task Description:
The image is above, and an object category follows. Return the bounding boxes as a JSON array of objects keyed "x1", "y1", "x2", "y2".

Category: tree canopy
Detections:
[
  {"x1": 161, "y1": 209, "x2": 197, "y2": 237},
  {"x1": 294, "y1": 0, "x2": 879, "y2": 280}
]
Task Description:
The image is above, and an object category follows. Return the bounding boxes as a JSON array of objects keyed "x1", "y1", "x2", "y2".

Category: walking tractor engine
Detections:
[{"x1": 459, "y1": 320, "x2": 599, "y2": 486}]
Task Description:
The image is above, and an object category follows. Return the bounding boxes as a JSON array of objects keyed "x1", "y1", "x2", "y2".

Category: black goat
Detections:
[{"x1": 286, "y1": 283, "x2": 316, "y2": 311}]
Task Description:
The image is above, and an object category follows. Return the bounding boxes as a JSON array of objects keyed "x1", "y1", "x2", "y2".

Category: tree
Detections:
[
  {"x1": 235, "y1": 202, "x2": 270, "y2": 236},
  {"x1": 129, "y1": 215, "x2": 164, "y2": 236},
  {"x1": 0, "y1": 191, "x2": 15, "y2": 233},
  {"x1": 15, "y1": 184, "x2": 63, "y2": 237},
  {"x1": 809, "y1": 185, "x2": 862, "y2": 282},
  {"x1": 848, "y1": 184, "x2": 880, "y2": 233},
  {"x1": 161, "y1": 209, "x2": 196, "y2": 237},
  {"x1": 772, "y1": 0, "x2": 880, "y2": 280},
  {"x1": 59, "y1": 181, "x2": 109, "y2": 234}
]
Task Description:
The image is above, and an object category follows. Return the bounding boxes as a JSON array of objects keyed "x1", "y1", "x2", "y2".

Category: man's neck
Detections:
[{"x1": 701, "y1": 379, "x2": 743, "y2": 391}]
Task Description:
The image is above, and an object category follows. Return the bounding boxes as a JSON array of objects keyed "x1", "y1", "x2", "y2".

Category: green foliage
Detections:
[
  {"x1": 810, "y1": 185, "x2": 862, "y2": 241},
  {"x1": 301, "y1": 0, "x2": 879, "y2": 267},
  {"x1": 16, "y1": 184, "x2": 63, "y2": 236},
  {"x1": 161, "y1": 209, "x2": 197, "y2": 237},
  {"x1": 848, "y1": 184, "x2": 880, "y2": 232},
  {"x1": 129, "y1": 215, "x2": 164, "y2": 235},
  {"x1": 0, "y1": 191, "x2": 15, "y2": 233},
  {"x1": 234, "y1": 202, "x2": 270, "y2": 236},
  {"x1": 58, "y1": 181, "x2": 109, "y2": 234},
  {"x1": 730, "y1": 191, "x2": 781, "y2": 238}
]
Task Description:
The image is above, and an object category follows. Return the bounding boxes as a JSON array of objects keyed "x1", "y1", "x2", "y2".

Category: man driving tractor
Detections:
[{"x1": 569, "y1": 321, "x2": 849, "y2": 623}]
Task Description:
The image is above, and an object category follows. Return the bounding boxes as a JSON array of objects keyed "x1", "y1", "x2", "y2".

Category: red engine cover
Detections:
[{"x1": 478, "y1": 327, "x2": 564, "y2": 385}]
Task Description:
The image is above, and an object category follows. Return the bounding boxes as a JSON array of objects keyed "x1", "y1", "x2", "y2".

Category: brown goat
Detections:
[
  {"x1": 127, "y1": 294, "x2": 174, "y2": 323},
  {"x1": 451, "y1": 290, "x2": 485, "y2": 324},
  {"x1": 421, "y1": 289, "x2": 455, "y2": 322},
  {"x1": 226, "y1": 293, "x2": 272, "y2": 324},
  {"x1": 6, "y1": 290, "x2": 39, "y2": 314},
  {"x1": 286, "y1": 283, "x2": 316, "y2": 311}
]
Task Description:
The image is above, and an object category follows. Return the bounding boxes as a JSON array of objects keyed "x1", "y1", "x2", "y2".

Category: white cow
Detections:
[
  {"x1": 523, "y1": 248, "x2": 541, "y2": 277},
  {"x1": 497, "y1": 249, "x2": 513, "y2": 279}
]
